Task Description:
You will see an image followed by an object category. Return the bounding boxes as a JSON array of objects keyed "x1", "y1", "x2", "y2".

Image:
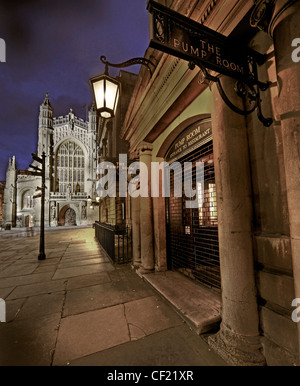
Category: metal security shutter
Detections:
[{"x1": 166, "y1": 140, "x2": 221, "y2": 291}]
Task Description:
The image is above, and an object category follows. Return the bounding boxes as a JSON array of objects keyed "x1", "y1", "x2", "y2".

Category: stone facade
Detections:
[
  {"x1": 3, "y1": 94, "x2": 99, "y2": 229},
  {"x1": 121, "y1": 0, "x2": 300, "y2": 366},
  {"x1": 0, "y1": 181, "x2": 4, "y2": 226}
]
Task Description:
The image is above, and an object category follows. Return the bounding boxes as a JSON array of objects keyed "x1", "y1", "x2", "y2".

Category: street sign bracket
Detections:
[{"x1": 189, "y1": 60, "x2": 273, "y2": 127}]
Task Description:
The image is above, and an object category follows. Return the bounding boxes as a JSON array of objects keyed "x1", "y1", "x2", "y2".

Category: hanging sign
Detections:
[{"x1": 148, "y1": 0, "x2": 265, "y2": 83}]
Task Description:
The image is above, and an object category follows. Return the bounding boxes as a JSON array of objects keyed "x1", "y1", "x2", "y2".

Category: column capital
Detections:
[
  {"x1": 249, "y1": 0, "x2": 298, "y2": 37},
  {"x1": 137, "y1": 141, "x2": 153, "y2": 155},
  {"x1": 250, "y1": 0, "x2": 276, "y2": 33},
  {"x1": 268, "y1": 0, "x2": 299, "y2": 37}
]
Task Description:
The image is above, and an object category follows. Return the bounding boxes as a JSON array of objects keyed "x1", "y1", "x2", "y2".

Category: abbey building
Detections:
[{"x1": 2, "y1": 93, "x2": 99, "y2": 228}]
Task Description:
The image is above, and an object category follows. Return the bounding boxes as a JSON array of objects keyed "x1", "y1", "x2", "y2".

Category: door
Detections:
[
  {"x1": 166, "y1": 140, "x2": 221, "y2": 291},
  {"x1": 64, "y1": 208, "x2": 76, "y2": 226}
]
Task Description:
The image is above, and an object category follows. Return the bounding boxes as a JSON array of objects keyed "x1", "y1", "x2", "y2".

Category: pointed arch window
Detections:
[
  {"x1": 56, "y1": 140, "x2": 85, "y2": 194},
  {"x1": 22, "y1": 190, "x2": 34, "y2": 209}
]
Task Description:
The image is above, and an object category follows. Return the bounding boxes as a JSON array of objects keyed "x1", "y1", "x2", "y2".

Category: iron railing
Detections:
[{"x1": 94, "y1": 221, "x2": 132, "y2": 264}]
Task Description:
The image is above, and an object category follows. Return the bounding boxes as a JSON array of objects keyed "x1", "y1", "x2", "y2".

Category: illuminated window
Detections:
[
  {"x1": 209, "y1": 183, "x2": 217, "y2": 223},
  {"x1": 56, "y1": 140, "x2": 85, "y2": 194},
  {"x1": 22, "y1": 190, "x2": 34, "y2": 209},
  {"x1": 197, "y1": 154, "x2": 218, "y2": 226}
]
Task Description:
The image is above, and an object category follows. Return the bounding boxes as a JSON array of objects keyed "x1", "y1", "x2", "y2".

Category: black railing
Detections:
[{"x1": 94, "y1": 222, "x2": 132, "y2": 264}]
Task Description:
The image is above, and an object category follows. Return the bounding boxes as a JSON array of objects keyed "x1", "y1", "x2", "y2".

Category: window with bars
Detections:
[{"x1": 56, "y1": 140, "x2": 85, "y2": 193}]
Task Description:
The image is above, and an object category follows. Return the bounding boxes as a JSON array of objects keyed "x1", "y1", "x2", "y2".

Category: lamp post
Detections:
[{"x1": 20, "y1": 152, "x2": 46, "y2": 260}]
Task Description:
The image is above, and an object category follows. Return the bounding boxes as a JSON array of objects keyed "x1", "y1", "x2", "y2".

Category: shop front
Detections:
[
  {"x1": 164, "y1": 118, "x2": 220, "y2": 291},
  {"x1": 121, "y1": 0, "x2": 300, "y2": 367}
]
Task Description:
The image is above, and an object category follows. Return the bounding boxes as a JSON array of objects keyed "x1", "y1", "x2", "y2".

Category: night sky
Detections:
[{"x1": 0, "y1": 0, "x2": 149, "y2": 181}]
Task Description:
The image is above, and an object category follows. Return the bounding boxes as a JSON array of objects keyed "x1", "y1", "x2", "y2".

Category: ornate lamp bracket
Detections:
[
  {"x1": 189, "y1": 60, "x2": 273, "y2": 127},
  {"x1": 100, "y1": 55, "x2": 156, "y2": 78}
]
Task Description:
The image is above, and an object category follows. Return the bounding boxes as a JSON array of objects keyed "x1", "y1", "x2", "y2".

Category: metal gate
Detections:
[{"x1": 166, "y1": 140, "x2": 221, "y2": 290}]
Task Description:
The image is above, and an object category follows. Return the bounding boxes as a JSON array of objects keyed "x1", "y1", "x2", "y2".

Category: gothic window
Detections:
[
  {"x1": 22, "y1": 190, "x2": 34, "y2": 209},
  {"x1": 56, "y1": 140, "x2": 85, "y2": 194}
]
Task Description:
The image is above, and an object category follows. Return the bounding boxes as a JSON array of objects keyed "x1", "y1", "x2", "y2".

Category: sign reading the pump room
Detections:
[{"x1": 148, "y1": 0, "x2": 264, "y2": 83}]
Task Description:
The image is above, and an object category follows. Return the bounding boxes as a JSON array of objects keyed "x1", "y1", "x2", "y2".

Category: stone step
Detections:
[{"x1": 143, "y1": 270, "x2": 221, "y2": 334}]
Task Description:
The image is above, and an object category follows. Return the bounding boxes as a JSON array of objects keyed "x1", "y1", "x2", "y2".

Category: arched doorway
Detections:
[
  {"x1": 58, "y1": 205, "x2": 77, "y2": 226},
  {"x1": 64, "y1": 208, "x2": 76, "y2": 226}
]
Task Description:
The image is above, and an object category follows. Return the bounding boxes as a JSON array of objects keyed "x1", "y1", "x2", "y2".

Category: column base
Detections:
[
  {"x1": 136, "y1": 266, "x2": 154, "y2": 277},
  {"x1": 131, "y1": 260, "x2": 142, "y2": 270},
  {"x1": 208, "y1": 324, "x2": 266, "y2": 366},
  {"x1": 155, "y1": 265, "x2": 168, "y2": 272}
]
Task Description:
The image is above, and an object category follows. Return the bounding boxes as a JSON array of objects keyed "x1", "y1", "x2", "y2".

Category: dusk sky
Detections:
[{"x1": 0, "y1": 0, "x2": 149, "y2": 181}]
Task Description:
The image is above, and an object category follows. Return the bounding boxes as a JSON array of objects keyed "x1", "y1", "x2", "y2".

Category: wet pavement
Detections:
[{"x1": 0, "y1": 226, "x2": 227, "y2": 366}]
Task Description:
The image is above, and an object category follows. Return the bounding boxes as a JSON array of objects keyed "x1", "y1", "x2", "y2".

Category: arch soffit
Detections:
[{"x1": 156, "y1": 114, "x2": 211, "y2": 159}]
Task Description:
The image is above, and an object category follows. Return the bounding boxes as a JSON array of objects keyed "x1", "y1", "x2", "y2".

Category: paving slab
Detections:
[
  {"x1": 5, "y1": 298, "x2": 27, "y2": 322},
  {"x1": 68, "y1": 324, "x2": 227, "y2": 366},
  {"x1": 64, "y1": 275, "x2": 154, "y2": 316},
  {"x1": 144, "y1": 271, "x2": 221, "y2": 334},
  {"x1": 16, "y1": 292, "x2": 65, "y2": 320},
  {"x1": 0, "y1": 286, "x2": 15, "y2": 300},
  {"x1": 0, "y1": 263, "x2": 11, "y2": 270},
  {"x1": 63, "y1": 282, "x2": 130, "y2": 316},
  {"x1": 53, "y1": 305, "x2": 130, "y2": 366},
  {"x1": 6, "y1": 279, "x2": 67, "y2": 300},
  {"x1": 0, "y1": 313, "x2": 61, "y2": 366},
  {"x1": 62, "y1": 252, "x2": 105, "y2": 260},
  {"x1": 0, "y1": 251, "x2": 18, "y2": 259},
  {"x1": 124, "y1": 296, "x2": 184, "y2": 340},
  {"x1": 66, "y1": 272, "x2": 111, "y2": 291},
  {"x1": 33, "y1": 265, "x2": 58, "y2": 274},
  {"x1": 0, "y1": 255, "x2": 23, "y2": 263},
  {"x1": 58, "y1": 257, "x2": 109, "y2": 269},
  {"x1": 0, "y1": 262, "x2": 39, "y2": 277},
  {"x1": 0, "y1": 271, "x2": 54, "y2": 289},
  {"x1": 52, "y1": 262, "x2": 114, "y2": 280}
]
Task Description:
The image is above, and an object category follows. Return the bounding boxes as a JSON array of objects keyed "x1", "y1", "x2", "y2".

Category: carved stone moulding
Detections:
[{"x1": 250, "y1": 0, "x2": 276, "y2": 32}]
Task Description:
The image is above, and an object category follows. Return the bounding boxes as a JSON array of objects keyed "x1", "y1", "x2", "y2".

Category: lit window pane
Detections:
[{"x1": 93, "y1": 79, "x2": 104, "y2": 110}]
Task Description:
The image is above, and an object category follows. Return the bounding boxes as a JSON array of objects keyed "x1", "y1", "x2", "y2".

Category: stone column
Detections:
[
  {"x1": 137, "y1": 142, "x2": 155, "y2": 274},
  {"x1": 208, "y1": 76, "x2": 265, "y2": 366},
  {"x1": 131, "y1": 196, "x2": 141, "y2": 268},
  {"x1": 270, "y1": 0, "x2": 300, "y2": 362},
  {"x1": 153, "y1": 157, "x2": 167, "y2": 272}
]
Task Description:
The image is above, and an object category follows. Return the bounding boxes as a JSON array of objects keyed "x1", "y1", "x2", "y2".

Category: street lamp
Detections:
[
  {"x1": 89, "y1": 55, "x2": 155, "y2": 119},
  {"x1": 89, "y1": 63, "x2": 120, "y2": 119}
]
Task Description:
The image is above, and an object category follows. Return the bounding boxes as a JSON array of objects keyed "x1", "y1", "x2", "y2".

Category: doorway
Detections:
[{"x1": 165, "y1": 138, "x2": 221, "y2": 290}]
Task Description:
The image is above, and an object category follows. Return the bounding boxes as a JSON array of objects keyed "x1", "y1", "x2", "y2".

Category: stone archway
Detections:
[
  {"x1": 58, "y1": 205, "x2": 77, "y2": 226},
  {"x1": 64, "y1": 208, "x2": 76, "y2": 226}
]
